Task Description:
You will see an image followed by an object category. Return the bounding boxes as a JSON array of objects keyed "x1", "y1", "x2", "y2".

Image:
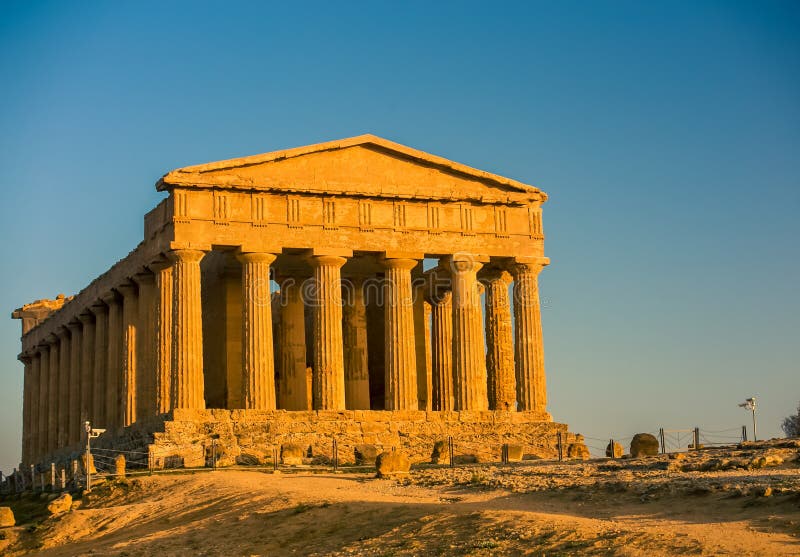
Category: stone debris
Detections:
[
  {"x1": 630, "y1": 433, "x2": 659, "y2": 457},
  {"x1": 567, "y1": 443, "x2": 590, "y2": 460},
  {"x1": 354, "y1": 444, "x2": 378, "y2": 466},
  {"x1": 606, "y1": 441, "x2": 624, "y2": 458},
  {"x1": 115, "y1": 454, "x2": 126, "y2": 478},
  {"x1": 46, "y1": 493, "x2": 72, "y2": 516},
  {"x1": 0, "y1": 506, "x2": 15, "y2": 527},
  {"x1": 281, "y1": 444, "x2": 306, "y2": 466},
  {"x1": 376, "y1": 450, "x2": 411, "y2": 478}
]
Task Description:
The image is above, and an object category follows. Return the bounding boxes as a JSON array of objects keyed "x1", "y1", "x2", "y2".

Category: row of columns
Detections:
[{"x1": 19, "y1": 249, "x2": 548, "y2": 465}]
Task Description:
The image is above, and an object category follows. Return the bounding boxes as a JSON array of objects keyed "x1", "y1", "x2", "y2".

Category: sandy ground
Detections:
[{"x1": 1, "y1": 458, "x2": 799, "y2": 556}]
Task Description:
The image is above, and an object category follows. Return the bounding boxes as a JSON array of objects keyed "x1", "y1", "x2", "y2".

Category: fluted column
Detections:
[
  {"x1": 169, "y1": 249, "x2": 206, "y2": 409},
  {"x1": 78, "y1": 313, "x2": 95, "y2": 426},
  {"x1": 382, "y1": 258, "x2": 419, "y2": 410},
  {"x1": 152, "y1": 262, "x2": 173, "y2": 414},
  {"x1": 91, "y1": 302, "x2": 108, "y2": 427},
  {"x1": 57, "y1": 328, "x2": 71, "y2": 448},
  {"x1": 278, "y1": 276, "x2": 309, "y2": 410},
  {"x1": 20, "y1": 355, "x2": 32, "y2": 465},
  {"x1": 430, "y1": 291, "x2": 454, "y2": 411},
  {"x1": 236, "y1": 252, "x2": 277, "y2": 410},
  {"x1": 483, "y1": 269, "x2": 516, "y2": 411},
  {"x1": 67, "y1": 322, "x2": 82, "y2": 444},
  {"x1": 308, "y1": 255, "x2": 347, "y2": 410},
  {"x1": 449, "y1": 255, "x2": 488, "y2": 411},
  {"x1": 511, "y1": 258, "x2": 549, "y2": 413},
  {"x1": 103, "y1": 292, "x2": 122, "y2": 429},
  {"x1": 29, "y1": 353, "x2": 40, "y2": 462},
  {"x1": 37, "y1": 345, "x2": 49, "y2": 457},
  {"x1": 343, "y1": 276, "x2": 370, "y2": 409},
  {"x1": 118, "y1": 283, "x2": 139, "y2": 426},
  {"x1": 47, "y1": 334, "x2": 59, "y2": 451},
  {"x1": 135, "y1": 272, "x2": 156, "y2": 418}
]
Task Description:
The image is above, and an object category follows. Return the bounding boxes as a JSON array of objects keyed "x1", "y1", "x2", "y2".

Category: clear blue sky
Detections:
[{"x1": 1, "y1": 1, "x2": 798, "y2": 472}]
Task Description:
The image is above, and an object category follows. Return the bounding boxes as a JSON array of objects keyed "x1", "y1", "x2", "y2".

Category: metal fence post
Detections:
[
  {"x1": 333, "y1": 438, "x2": 338, "y2": 472},
  {"x1": 557, "y1": 432, "x2": 563, "y2": 461},
  {"x1": 659, "y1": 428, "x2": 666, "y2": 454},
  {"x1": 448, "y1": 436, "x2": 454, "y2": 468},
  {"x1": 50, "y1": 462, "x2": 55, "y2": 491},
  {"x1": 693, "y1": 427, "x2": 700, "y2": 450},
  {"x1": 741, "y1": 425, "x2": 747, "y2": 442}
]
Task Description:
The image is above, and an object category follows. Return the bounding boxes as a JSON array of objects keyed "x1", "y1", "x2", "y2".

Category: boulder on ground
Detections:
[
  {"x1": 236, "y1": 453, "x2": 262, "y2": 466},
  {"x1": 506, "y1": 444, "x2": 524, "y2": 462},
  {"x1": 0, "y1": 507, "x2": 15, "y2": 527},
  {"x1": 354, "y1": 444, "x2": 378, "y2": 466},
  {"x1": 606, "y1": 441, "x2": 623, "y2": 458},
  {"x1": 567, "y1": 443, "x2": 590, "y2": 460},
  {"x1": 80, "y1": 453, "x2": 96, "y2": 475},
  {"x1": 430, "y1": 440, "x2": 451, "y2": 465},
  {"x1": 630, "y1": 433, "x2": 660, "y2": 457},
  {"x1": 115, "y1": 454, "x2": 126, "y2": 478},
  {"x1": 281, "y1": 444, "x2": 305, "y2": 466},
  {"x1": 47, "y1": 493, "x2": 72, "y2": 516},
  {"x1": 375, "y1": 450, "x2": 411, "y2": 478},
  {"x1": 750, "y1": 454, "x2": 783, "y2": 469}
]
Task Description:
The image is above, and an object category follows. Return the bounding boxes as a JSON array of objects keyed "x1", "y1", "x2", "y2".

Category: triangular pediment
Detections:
[{"x1": 157, "y1": 134, "x2": 545, "y2": 203}]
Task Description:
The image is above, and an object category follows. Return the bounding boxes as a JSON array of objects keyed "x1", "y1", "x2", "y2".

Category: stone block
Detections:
[
  {"x1": 606, "y1": 441, "x2": 623, "y2": 458},
  {"x1": 630, "y1": 433, "x2": 659, "y2": 458},
  {"x1": 47, "y1": 493, "x2": 72, "y2": 516},
  {"x1": 354, "y1": 444, "x2": 379, "y2": 465},
  {"x1": 375, "y1": 450, "x2": 411, "y2": 477},
  {"x1": 567, "y1": 443, "x2": 590, "y2": 460},
  {"x1": 281, "y1": 443, "x2": 305, "y2": 465},
  {"x1": 0, "y1": 507, "x2": 15, "y2": 527},
  {"x1": 431, "y1": 440, "x2": 451, "y2": 464},
  {"x1": 506, "y1": 444, "x2": 524, "y2": 462}
]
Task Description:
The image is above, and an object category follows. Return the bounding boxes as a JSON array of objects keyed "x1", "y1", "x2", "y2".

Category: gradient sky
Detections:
[{"x1": 1, "y1": 1, "x2": 798, "y2": 472}]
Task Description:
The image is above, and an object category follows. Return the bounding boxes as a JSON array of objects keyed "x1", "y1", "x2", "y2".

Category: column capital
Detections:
[
  {"x1": 18, "y1": 352, "x2": 33, "y2": 365},
  {"x1": 443, "y1": 253, "x2": 487, "y2": 274},
  {"x1": 100, "y1": 291, "x2": 121, "y2": 306},
  {"x1": 167, "y1": 248, "x2": 207, "y2": 264},
  {"x1": 133, "y1": 269, "x2": 155, "y2": 285},
  {"x1": 236, "y1": 252, "x2": 277, "y2": 265},
  {"x1": 510, "y1": 256, "x2": 550, "y2": 276},
  {"x1": 308, "y1": 254, "x2": 347, "y2": 269},
  {"x1": 148, "y1": 255, "x2": 173, "y2": 273},
  {"x1": 480, "y1": 268, "x2": 513, "y2": 284},
  {"x1": 55, "y1": 326, "x2": 70, "y2": 340},
  {"x1": 380, "y1": 257, "x2": 419, "y2": 271},
  {"x1": 117, "y1": 281, "x2": 138, "y2": 298},
  {"x1": 67, "y1": 320, "x2": 82, "y2": 334},
  {"x1": 77, "y1": 312, "x2": 95, "y2": 325}
]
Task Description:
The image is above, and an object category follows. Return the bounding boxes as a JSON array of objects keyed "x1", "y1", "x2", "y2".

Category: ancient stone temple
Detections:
[{"x1": 12, "y1": 135, "x2": 577, "y2": 467}]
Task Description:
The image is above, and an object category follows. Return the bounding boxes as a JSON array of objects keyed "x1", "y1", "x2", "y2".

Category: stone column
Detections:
[
  {"x1": 308, "y1": 255, "x2": 347, "y2": 410},
  {"x1": 342, "y1": 276, "x2": 370, "y2": 409},
  {"x1": 430, "y1": 291, "x2": 454, "y2": 411},
  {"x1": 483, "y1": 269, "x2": 516, "y2": 411},
  {"x1": 20, "y1": 354, "x2": 32, "y2": 464},
  {"x1": 38, "y1": 345, "x2": 49, "y2": 457},
  {"x1": 67, "y1": 322, "x2": 82, "y2": 444},
  {"x1": 29, "y1": 353, "x2": 40, "y2": 462},
  {"x1": 103, "y1": 292, "x2": 122, "y2": 429},
  {"x1": 382, "y1": 258, "x2": 419, "y2": 411},
  {"x1": 118, "y1": 283, "x2": 138, "y2": 427},
  {"x1": 135, "y1": 272, "x2": 157, "y2": 418},
  {"x1": 91, "y1": 302, "x2": 108, "y2": 427},
  {"x1": 152, "y1": 262, "x2": 173, "y2": 414},
  {"x1": 449, "y1": 255, "x2": 488, "y2": 411},
  {"x1": 78, "y1": 313, "x2": 95, "y2": 426},
  {"x1": 237, "y1": 252, "x2": 278, "y2": 410},
  {"x1": 169, "y1": 249, "x2": 206, "y2": 409},
  {"x1": 57, "y1": 328, "x2": 71, "y2": 448},
  {"x1": 278, "y1": 276, "x2": 309, "y2": 410},
  {"x1": 511, "y1": 258, "x2": 549, "y2": 413},
  {"x1": 47, "y1": 334, "x2": 59, "y2": 451}
]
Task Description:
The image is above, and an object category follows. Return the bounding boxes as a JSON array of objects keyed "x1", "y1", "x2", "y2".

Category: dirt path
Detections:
[{"x1": 4, "y1": 470, "x2": 798, "y2": 556}]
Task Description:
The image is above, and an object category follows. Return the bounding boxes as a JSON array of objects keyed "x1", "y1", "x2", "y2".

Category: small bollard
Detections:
[
  {"x1": 60, "y1": 468, "x2": 66, "y2": 491},
  {"x1": 115, "y1": 454, "x2": 126, "y2": 478},
  {"x1": 30, "y1": 464, "x2": 35, "y2": 491},
  {"x1": 50, "y1": 462, "x2": 56, "y2": 490}
]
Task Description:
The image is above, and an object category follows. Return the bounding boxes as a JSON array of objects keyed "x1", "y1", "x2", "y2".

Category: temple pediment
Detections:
[{"x1": 157, "y1": 134, "x2": 546, "y2": 203}]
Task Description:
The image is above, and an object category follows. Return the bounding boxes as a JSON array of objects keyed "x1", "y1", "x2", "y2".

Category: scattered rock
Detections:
[
  {"x1": 354, "y1": 444, "x2": 378, "y2": 466},
  {"x1": 0, "y1": 507, "x2": 15, "y2": 527},
  {"x1": 749, "y1": 454, "x2": 783, "y2": 469},
  {"x1": 630, "y1": 434, "x2": 659, "y2": 458},
  {"x1": 567, "y1": 443, "x2": 590, "y2": 460},
  {"x1": 281, "y1": 444, "x2": 305, "y2": 466},
  {"x1": 375, "y1": 450, "x2": 411, "y2": 478},
  {"x1": 759, "y1": 486, "x2": 773, "y2": 497},
  {"x1": 47, "y1": 493, "x2": 72, "y2": 516},
  {"x1": 605, "y1": 441, "x2": 623, "y2": 458},
  {"x1": 506, "y1": 444, "x2": 524, "y2": 462},
  {"x1": 236, "y1": 453, "x2": 262, "y2": 466},
  {"x1": 80, "y1": 453, "x2": 96, "y2": 475},
  {"x1": 115, "y1": 454, "x2": 126, "y2": 478},
  {"x1": 431, "y1": 440, "x2": 451, "y2": 465}
]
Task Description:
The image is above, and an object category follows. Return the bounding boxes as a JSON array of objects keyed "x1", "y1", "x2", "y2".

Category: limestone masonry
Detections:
[{"x1": 12, "y1": 134, "x2": 575, "y2": 468}]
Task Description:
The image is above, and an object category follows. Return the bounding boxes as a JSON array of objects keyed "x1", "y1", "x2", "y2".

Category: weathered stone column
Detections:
[
  {"x1": 37, "y1": 345, "x2": 49, "y2": 457},
  {"x1": 511, "y1": 258, "x2": 549, "y2": 413},
  {"x1": 277, "y1": 276, "x2": 309, "y2": 410},
  {"x1": 47, "y1": 334, "x2": 59, "y2": 451},
  {"x1": 483, "y1": 269, "x2": 516, "y2": 411},
  {"x1": 78, "y1": 313, "x2": 95, "y2": 426},
  {"x1": 168, "y1": 249, "x2": 206, "y2": 409},
  {"x1": 430, "y1": 291, "x2": 454, "y2": 411},
  {"x1": 118, "y1": 283, "x2": 138, "y2": 427},
  {"x1": 237, "y1": 252, "x2": 278, "y2": 410},
  {"x1": 152, "y1": 262, "x2": 173, "y2": 414},
  {"x1": 67, "y1": 321, "x2": 82, "y2": 444},
  {"x1": 449, "y1": 254, "x2": 488, "y2": 411},
  {"x1": 91, "y1": 302, "x2": 108, "y2": 427},
  {"x1": 20, "y1": 354, "x2": 32, "y2": 465},
  {"x1": 308, "y1": 255, "x2": 347, "y2": 410},
  {"x1": 57, "y1": 327, "x2": 71, "y2": 448},
  {"x1": 382, "y1": 258, "x2": 419, "y2": 410},
  {"x1": 135, "y1": 272, "x2": 156, "y2": 418},
  {"x1": 29, "y1": 353, "x2": 40, "y2": 462},
  {"x1": 102, "y1": 292, "x2": 122, "y2": 429},
  {"x1": 342, "y1": 276, "x2": 370, "y2": 409}
]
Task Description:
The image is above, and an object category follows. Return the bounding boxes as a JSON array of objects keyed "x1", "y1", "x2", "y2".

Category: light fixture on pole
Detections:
[{"x1": 738, "y1": 397, "x2": 757, "y2": 441}]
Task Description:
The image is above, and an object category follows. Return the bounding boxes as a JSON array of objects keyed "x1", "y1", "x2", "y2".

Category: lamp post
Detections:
[{"x1": 739, "y1": 397, "x2": 757, "y2": 442}]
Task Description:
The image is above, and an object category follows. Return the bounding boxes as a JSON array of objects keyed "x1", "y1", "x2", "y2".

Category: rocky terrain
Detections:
[{"x1": 0, "y1": 439, "x2": 798, "y2": 556}]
